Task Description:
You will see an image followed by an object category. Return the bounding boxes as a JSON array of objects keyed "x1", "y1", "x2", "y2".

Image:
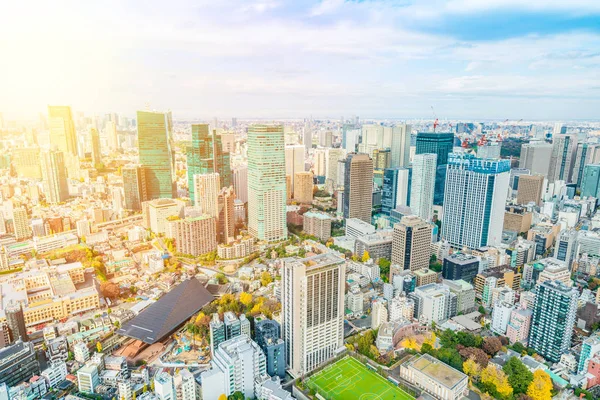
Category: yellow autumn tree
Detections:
[
  {"x1": 218, "y1": 395, "x2": 227, "y2": 400},
  {"x1": 361, "y1": 251, "x2": 371, "y2": 262},
  {"x1": 239, "y1": 292, "x2": 253, "y2": 307},
  {"x1": 463, "y1": 357, "x2": 481, "y2": 382},
  {"x1": 526, "y1": 370, "x2": 552, "y2": 400},
  {"x1": 401, "y1": 337, "x2": 420, "y2": 351},
  {"x1": 480, "y1": 364, "x2": 513, "y2": 398},
  {"x1": 423, "y1": 332, "x2": 436, "y2": 348}
]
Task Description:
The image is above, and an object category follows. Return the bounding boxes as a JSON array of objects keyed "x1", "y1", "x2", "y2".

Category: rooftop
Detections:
[{"x1": 407, "y1": 354, "x2": 467, "y2": 389}]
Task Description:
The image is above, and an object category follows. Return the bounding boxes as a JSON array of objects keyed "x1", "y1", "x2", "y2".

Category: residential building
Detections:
[
  {"x1": 255, "y1": 319, "x2": 286, "y2": 379},
  {"x1": 40, "y1": 150, "x2": 69, "y2": 204},
  {"x1": 549, "y1": 133, "x2": 578, "y2": 182},
  {"x1": 442, "y1": 154, "x2": 510, "y2": 249},
  {"x1": 193, "y1": 173, "x2": 221, "y2": 217},
  {"x1": 343, "y1": 153, "x2": 373, "y2": 223},
  {"x1": 529, "y1": 280, "x2": 578, "y2": 363},
  {"x1": 442, "y1": 279, "x2": 476, "y2": 314},
  {"x1": 168, "y1": 215, "x2": 217, "y2": 256},
  {"x1": 355, "y1": 230, "x2": 393, "y2": 261},
  {"x1": 247, "y1": 125, "x2": 287, "y2": 242},
  {"x1": 293, "y1": 171, "x2": 313, "y2": 204},
  {"x1": 505, "y1": 307, "x2": 532, "y2": 345},
  {"x1": 77, "y1": 364, "x2": 100, "y2": 394},
  {"x1": 303, "y1": 212, "x2": 332, "y2": 241},
  {"x1": 519, "y1": 141, "x2": 553, "y2": 177},
  {"x1": 174, "y1": 369, "x2": 198, "y2": 400},
  {"x1": 410, "y1": 283, "x2": 456, "y2": 324},
  {"x1": 217, "y1": 186, "x2": 235, "y2": 244},
  {"x1": 282, "y1": 254, "x2": 345, "y2": 377},
  {"x1": 154, "y1": 371, "x2": 175, "y2": 400},
  {"x1": 491, "y1": 301, "x2": 513, "y2": 334}
]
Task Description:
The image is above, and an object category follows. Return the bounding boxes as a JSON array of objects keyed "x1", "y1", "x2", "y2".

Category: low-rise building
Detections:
[{"x1": 400, "y1": 354, "x2": 468, "y2": 400}]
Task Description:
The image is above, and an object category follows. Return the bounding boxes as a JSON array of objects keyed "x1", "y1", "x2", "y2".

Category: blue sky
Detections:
[{"x1": 1, "y1": 0, "x2": 599, "y2": 120}]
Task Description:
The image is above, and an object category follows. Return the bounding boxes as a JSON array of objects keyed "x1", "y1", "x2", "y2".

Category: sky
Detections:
[{"x1": 1, "y1": 0, "x2": 599, "y2": 121}]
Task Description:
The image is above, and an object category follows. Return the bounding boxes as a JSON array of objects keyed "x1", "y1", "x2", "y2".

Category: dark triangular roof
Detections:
[{"x1": 117, "y1": 278, "x2": 213, "y2": 344}]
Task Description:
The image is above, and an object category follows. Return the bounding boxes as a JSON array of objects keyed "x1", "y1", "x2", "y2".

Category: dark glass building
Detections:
[
  {"x1": 254, "y1": 318, "x2": 286, "y2": 379},
  {"x1": 442, "y1": 253, "x2": 479, "y2": 283},
  {"x1": 415, "y1": 132, "x2": 454, "y2": 205}
]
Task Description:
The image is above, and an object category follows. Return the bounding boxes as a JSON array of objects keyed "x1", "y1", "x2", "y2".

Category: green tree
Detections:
[
  {"x1": 260, "y1": 271, "x2": 273, "y2": 286},
  {"x1": 378, "y1": 258, "x2": 391, "y2": 278},
  {"x1": 439, "y1": 329, "x2": 458, "y2": 348},
  {"x1": 503, "y1": 357, "x2": 533, "y2": 395}
]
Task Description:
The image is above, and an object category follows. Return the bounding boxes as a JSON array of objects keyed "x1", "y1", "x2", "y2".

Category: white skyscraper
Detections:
[
  {"x1": 193, "y1": 173, "x2": 221, "y2": 218},
  {"x1": 282, "y1": 254, "x2": 345, "y2": 377},
  {"x1": 233, "y1": 166, "x2": 248, "y2": 203},
  {"x1": 390, "y1": 124, "x2": 411, "y2": 168},
  {"x1": 314, "y1": 148, "x2": 326, "y2": 176},
  {"x1": 247, "y1": 125, "x2": 287, "y2": 242},
  {"x1": 410, "y1": 154, "x2": 437, "y2": 221},
  {"x1": 325, "y1": 148, "x2": 346, "y2": 190},
  {"x1": 285, "y1": 145, "x2": 305, "y2": 188},
  {"x1": 442, "y1": 154, "x2": 510, "y2": 249}
]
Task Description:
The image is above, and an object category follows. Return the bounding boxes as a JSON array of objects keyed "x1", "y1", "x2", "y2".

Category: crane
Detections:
[{"x1": 431, "y1": 105, "x2": 439, "y2": 132}]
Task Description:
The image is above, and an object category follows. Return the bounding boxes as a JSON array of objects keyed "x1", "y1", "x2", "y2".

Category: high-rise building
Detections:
[
  {"x1": 382, "y1": 167, "x2": 410, "y2": 215},
  {"x1": 529, "y1": 280, "x2": 578, "y2": 363},
  {"x1": 303, "y1": 212, "x2": 332, "y2": 241},
  {"x1": 137, "y1": 110, "x2": 175, "y2": 199},
  {"x1": 410, "y1": 154, "x2": 436, "y2": 221},
  {"x1": 12, "y1": 147, "x2": 41, "y2": 179},
  {"x1": 516, "y1": 174, "x2": 544, "y2": 206},
  {"x1": 174, "y1": 369, "x2": 198, "y2": 400},
  {"x1": 201, "y1": 335, "x2": 267, "y2": 400},
  {"x1": 442, "y1": 154, "x2": 510, "y2": 249},
  {"x1": 581, "y1": 164, "x2": 600, "y2": 199},
  {"x1": 48, "y1": 106, "x2": 77, "y2": 157},
  {"x1": 282, "y1": 254, "x2": 345, "y2": 377},
  {"x1": 573, "y1": 143, "x2": 600, "y2": 188},
  {"x1": 142, "y1": 198, "x2": 185, "y2": 234},
  {"x1": 41, "y1": 150, "x2": 69, "y2": 204},
  {"x1": 213, "y1": 134, "x2": 232, "y2": 188},
  {"x1": 0, "y1": 341, "x2": 40, "y2": 388},
  {"x1": 319, "y1": 130, "x2": 332, "y2": 147},
  {"x1": 168, "y1": 215, "x2": 217, "y2": 256},
  {"x1": 154, "y1": 371, "x2": 175, "y2": 400},
  {"x1": 247, "y1": 125, "x2": 287, "y2": 242},
  {"x1": 549, "y1": 133, "x2": 578, "y2": 182},
  {"x1": 325, "y1": 148, "x2": 346, "y2": 190},
  {"x1": 122, "y1": 164, "x2": 147, "y2": 211},
  {"x1": 391, "y1": 216, "x2": 432, "y2": 276},
  {"x1": 372, "y1": 149, "x2": 391, "y2": 170},
  {"x1": 89, "y1": 128, "x2": 102, "y2": 169},
  {"x1": 390, "y1": 124, "x2": 411, "y2": 168},
  {"x1": 343, "y1": 153, "x2": 373, "y2": 224},
  {"x1": 193, "y1": 173, "x2": 221, "y2": 218},
  {"x1": 303, "y1": 123, "x2": 312, "y2": 153},
  {"x1": 409, "y1": 283, "x2": 457, "y2": 324},
  {"x1": 313, "y1": 148, "x2": 326, "y2": 176},
  {"x1": 105, "y1": 120, "x2": 118, "y2": 150},
  {"x1": 285, "y1": 145, "x2": 305, "y2": 190},
  {"x1": 293, "y1": 171, "x2": 313, "y2": 204},
  {"x1": 232, "y1": 166, "x2": 248, "y2": 203},
  {"x1": 187, "y1": 124, "x2": 213, "y2": 203},
  {"x1": 13, "y1": 207, "x2": 30, "y2": 240},
  {"x1": 4, "y1": 303, "x2": 28, "y2": 343},
  {"x1": 415, "y1": 132, "x2": 454, "y2": 205},
  {"x1": 519, "y1": 141, "x2": 553, "y2": 177},
  {"x1": 217, "y1": 187, "x2": 235, "y2": 244}
]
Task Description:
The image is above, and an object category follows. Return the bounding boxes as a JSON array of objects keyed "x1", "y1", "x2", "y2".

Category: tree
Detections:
[
  {"x1": 421, "y1": 343, "x2": 434, "y2": 355},
  {"x1": 458, "y1": 347, "x2": 489, "y2": 367},
  {"x1": 439, "y1": 329, "x2": 458, "y2": 348},
  {"x1": 215, "y1": 273, "x2": 228, "y2": 284},
  {"x1": 482, "y1": 337, "x2": 502, "y2": 356},
  {"x1": 361, "y1": 251, "x2": 370, "y2": 263},
  {"x1": 100, "y1": 282, "x2": 121, "y2": 299},
  {"x1": 96, "y1": 341, "x2": 103, "y2": 353},
  {"x1": 463, "y1": 357, "x2": 481, "y2": 382},
  {"x1": 510, "y1": 342, "x2": 526, "y2": 354},
  {"x1": 437, "y1": 347, "x2": 464, "y2": 371},
  {"x1": 401, "y1": 337, "x2": 420, "y2": 351},
  {"x1": 378, "y1": 258, "x2": 391, "y2": 278},
  {"x1": 526, "y1": 370, "x2": 552, "y2": 400},
  {"x1": 503, "y1": 357, "x2": 533, "y2": 395},
  {"x1": 423, "y1": 332, "x2": 436, "y2": 348},
  {"x1": 457, "y1": 332, "x2": 481, "y2": 348},
  {"x1": 480, "y1": 364, "x2": 513, "y2": 398},
  {"x1": 260, "y1": 271, "x2": 273, "y2": 287},
  {"x1": 239, "y1": 292, "x2": 253, "y2": 307}
]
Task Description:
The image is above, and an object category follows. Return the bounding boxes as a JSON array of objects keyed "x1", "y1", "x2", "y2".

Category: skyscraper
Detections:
[
  {"x1": 48, "y1": 106, "x2": 77, "y2": 157},
  {"x1": 282, "y1": 254, "x2": 345, "y2": 377},
  {"x1": 122, "y1": 164, "x2": 147, "y2": 211},
  {"x1": 415, "y1": 132, "x2": 454, "y2": 205},
  {"x1": 89, "y1": 128, "x2": 102, "y2": 169},
  {"x1": 5, "y1": 302, "x2": 28, "y2": 343},
  {"x1": 519, "y1": 141, "x2": 553, "y2": 177},
  {"x1": 41, "y1": 150, "x2": 69, "y2": 204},
  {"x1": 549, "y1": 133, "x2": 578, "y2": 182},
  {"x1": 325, "y1": 148, "x2": 346, "y2": 190},
  {"x1": 193, "y1": 173, "x2": 221, "y2": 218},
  {"x1": 382, "y1": 167, "x2": 410, "y2": 215},
  {"x1": 217, "y1": 186, "x2": 235, "y2": 244},
  {"x1": 137, "y1": 111, "x2": 175, "y2": 200},
  {"x1": 390, "y1": 124, "x2": 411, "y2": 168},
  {"x1": 168, "y1": 215, "x2": 217, "y2": 256},
  {"x1": 247, "y1": 125, "x2": 287, "y2": 242},
  {"x1": 285, "y1": 145, "x2": 305, "y2": 189},
  {"x1": 442, "y1": 154, "x2": 510, "y2": 249},
  {"x1": 233, "y1": 166, "x2": 248, "y2": 203},
  {"x1": 410, "y1": 154, "x2": 437, "y2": 221},
  {"x1": 581, "y1": 164, "x2": 600, "y2": 199},
  {"x1": 391, "y1": 216, "x2": 432, "y2": 275},
  {"x1": 573, "y1": 143, "x2": 600, "y2": 187},
  {"x1": 105, "y1": 120, "x2": 118, "y2": 150},
  {"x1": 529, "y1": 280, "x2": 578, "y2": 363},
  {"x1": 343, "y1": 153, "x2": 373, "y2": 224}
]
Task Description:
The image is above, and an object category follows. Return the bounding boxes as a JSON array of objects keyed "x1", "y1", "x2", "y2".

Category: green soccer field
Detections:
[{"x1": 304, "y1": 357, "x2": 415, "y2": 400}]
